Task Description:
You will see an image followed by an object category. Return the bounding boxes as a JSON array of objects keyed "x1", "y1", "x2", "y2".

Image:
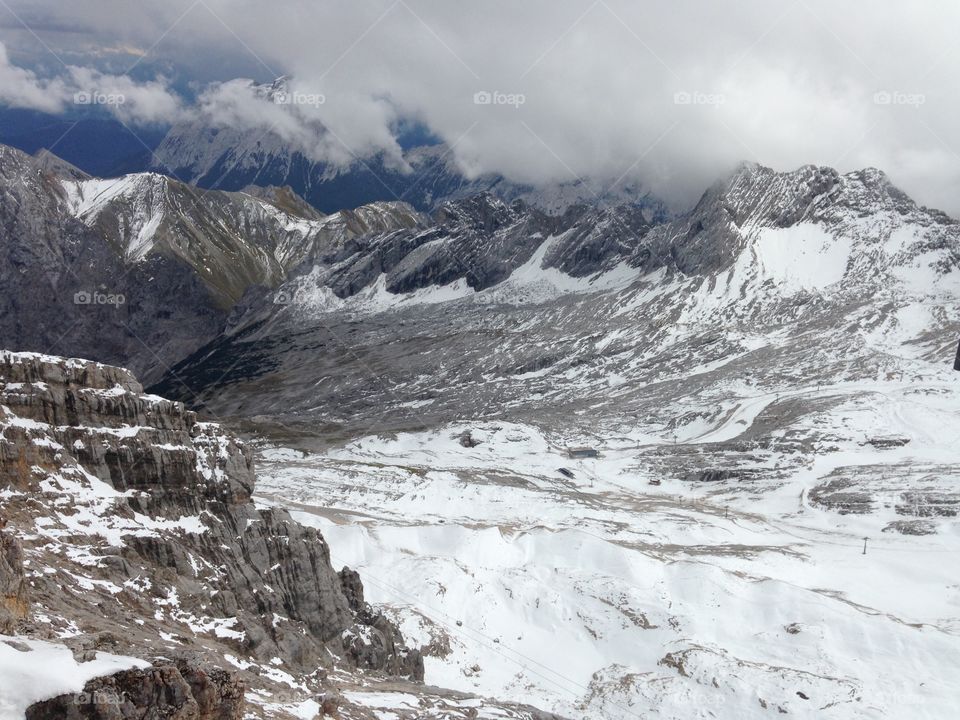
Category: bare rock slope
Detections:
[{"x1": 0, "y1": 350, "x2": 430, "y2": 718}]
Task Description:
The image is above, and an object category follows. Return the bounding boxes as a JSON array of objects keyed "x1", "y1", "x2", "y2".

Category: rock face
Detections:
[
  {"x1": 0, "y1": 530, "x2": 27, "y2": 633},
  {"x1": 25, "y1": 660, "x2": 245, "y2": 720},
  {"x1": 0, "y1": 350, "x2": 423, "y2": 715},
  {"x1": 954, "y1": 338, "x2": 960, "y2": 371}
]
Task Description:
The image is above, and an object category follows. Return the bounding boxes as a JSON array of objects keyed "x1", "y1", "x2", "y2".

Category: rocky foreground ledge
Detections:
[
  {"x1": 0, "y1": 351, "x2": 563, "y2": 720},
  {"x1": 0, "y1": 351, "x2": 437, "y2": 718}
]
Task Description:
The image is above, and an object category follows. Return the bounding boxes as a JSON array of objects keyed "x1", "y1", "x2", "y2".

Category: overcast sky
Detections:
[{"x1": 1, "y1": 0, "x2": 959, "y2": 213}]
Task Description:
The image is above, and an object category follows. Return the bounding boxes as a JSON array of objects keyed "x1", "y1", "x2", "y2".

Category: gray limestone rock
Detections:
[
  {"x1": 0, "y1": 530, "x2": 27, "y2": 633},
  {"x1": 25, "y1": 659, "x2": 245, "y2": 720},
  {"x1": 0, "y1": 351, "x2": 424, "y2": 698}
]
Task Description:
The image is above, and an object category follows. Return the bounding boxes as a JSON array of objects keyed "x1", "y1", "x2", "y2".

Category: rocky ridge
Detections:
[
  {"x1": 0, "y1": 351, "x2": 564, "y2": 719},
  {"x1": 0, "y1": 350, "x2": 433, "y2": 718},
  {"x1": 0, "y1": 144, "x2": 421, "y2": 384},
  {"x1": 23, "y1": 660, "x2": 246, "y2": 720}
]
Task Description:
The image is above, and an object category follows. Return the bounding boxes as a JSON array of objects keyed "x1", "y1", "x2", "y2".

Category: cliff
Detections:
[{"x1": 0, "y1": 350, "x2": 422, "y2": 718}]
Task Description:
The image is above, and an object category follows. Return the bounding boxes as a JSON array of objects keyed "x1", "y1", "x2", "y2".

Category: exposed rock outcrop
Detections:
[
  {"x1": 0, "y1": 530, "x2": 27, "y2": 633},
  {"x1": 0, "y1": 350, "x2": 422, "y2": 717},
  {"x1": 25, "y1": 659, "x2": 245, "y2": 720}
]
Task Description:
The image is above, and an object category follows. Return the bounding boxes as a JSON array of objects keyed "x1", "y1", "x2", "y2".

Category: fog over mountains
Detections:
[{"x1": 3, "y1": 1, "x2": 960, "y2": 212}]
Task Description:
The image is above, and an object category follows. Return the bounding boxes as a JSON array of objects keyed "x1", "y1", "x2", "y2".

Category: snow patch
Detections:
[{"x1": 0, "y1": 636, "x2": 149, "y2": 717}]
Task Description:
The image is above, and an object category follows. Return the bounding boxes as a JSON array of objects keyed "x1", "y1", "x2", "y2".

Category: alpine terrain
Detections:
[{"x1": 1, "y1": 140, "x2": 958, "y2": 720}]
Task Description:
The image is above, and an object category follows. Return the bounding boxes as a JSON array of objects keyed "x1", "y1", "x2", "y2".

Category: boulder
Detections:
[{"x1": 25, "y1": 660, "x2": 244, "y2": 720}]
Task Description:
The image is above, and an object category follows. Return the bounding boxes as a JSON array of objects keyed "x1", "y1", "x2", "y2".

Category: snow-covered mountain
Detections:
[
  {"x1": 0, "y1": 141, "x2": 655, "y2": 383},
  {"x1": 3, "y1": 138, "x2": 959, "y2": 718},
  {"x1": 155, "y1": 161, "x2": 960, "y2": 426},
  {"x1": 0, "y1": 144, "x2": 420, "y2": 382},
  {"x1": 58, "y1": 171, "x2": 427, "y2": 301},
  {"x1": 147, "y1": 161, "x2": 960, "y2": 719}
]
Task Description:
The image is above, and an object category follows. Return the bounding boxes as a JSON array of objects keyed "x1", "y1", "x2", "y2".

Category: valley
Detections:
[{"x1": 249, "y1": 334, "x2": 960, "y2": 719}]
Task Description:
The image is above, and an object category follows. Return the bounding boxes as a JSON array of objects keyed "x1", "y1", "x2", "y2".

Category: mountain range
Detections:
[
  {"x1": 2, "y1": 136, "x2": 959, "y2": 718},
  {"x1": 3, "y1": 138, "x2": 956, "y2": 414}
]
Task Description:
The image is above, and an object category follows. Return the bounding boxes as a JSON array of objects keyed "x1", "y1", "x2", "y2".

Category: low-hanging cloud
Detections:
[
  {"x1": 67, "y1": 66, "x2": 185, "y2": 125},
  {"x1": 0, "y1": 41, "x2": 67, "y2": 112},
  {"x1": 193, "y1": 78, "x2": 408, "y2": 171},
  {"x1": 0, "y1": 41, "x2": 185, "y2": 125},
  {"x1": 3, "y1": 0, "x2": 960, "y2": 214}
]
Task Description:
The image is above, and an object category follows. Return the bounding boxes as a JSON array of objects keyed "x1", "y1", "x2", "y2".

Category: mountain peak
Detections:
[
  {"x1": 718, "y1": 163, "x2": 921, "y2": 218},
  {"x1": 252, "y1": 75, "x2": 292, "y2": 103},
  {"x1": 240, "y1": 183, "x2": 325, "y2": 220}
]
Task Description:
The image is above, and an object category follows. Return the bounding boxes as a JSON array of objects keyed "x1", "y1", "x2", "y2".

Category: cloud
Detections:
[
  {"x1": 67, "y1": 66, "x2": 185, "y2": 124},
  {"x1": 3, "y1": 1, "x2": 960, "y2": 213},
  {"x1": 0, "y1": 41, "x2": 67, "y2": 112},
  {"x1": 186, "y1": 76, "x2": 410, "y2": 171},
  {"x1": 0, "y1": 41, "x2": 184, "y2": 124}
]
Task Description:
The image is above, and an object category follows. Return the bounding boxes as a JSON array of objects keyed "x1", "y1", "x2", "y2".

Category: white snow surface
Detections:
[
  {"x1": 751, "y1": 224, "x2": 852, "y2": 291},
  {"x1": 61, "y1": 175, "x2": 171, "y2": 262},
  {"x1": 257, "y1": 373, "x2": 960, "y2": 719},
  {"x1": 0, "y1": 636, "x2": 149, "y2": 717}
]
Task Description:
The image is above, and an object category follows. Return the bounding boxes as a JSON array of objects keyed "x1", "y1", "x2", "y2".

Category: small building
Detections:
[{"x1": 567, "y1": 447, "x2": 598, "y2": 459}]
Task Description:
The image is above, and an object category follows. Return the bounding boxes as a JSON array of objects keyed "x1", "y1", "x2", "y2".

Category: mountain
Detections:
[
  {"x1": 0, "y1": 144, "x2": 419, "y2": 383},
  {"x1": 144, "y1": 162, "x2": 960, "y2": 718},
  {"x1": 3, "y1": 143, "x2": 960, "y2": 717},
  {"x1": 0, "y1": 141, "x2": 653, "y2": 385},
  {"x1": 4, "y1": 139, "x2": 956, "y2": 413},
  {"x1": 152, "y1": 161, "x2": 960, "y2": 430}
]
